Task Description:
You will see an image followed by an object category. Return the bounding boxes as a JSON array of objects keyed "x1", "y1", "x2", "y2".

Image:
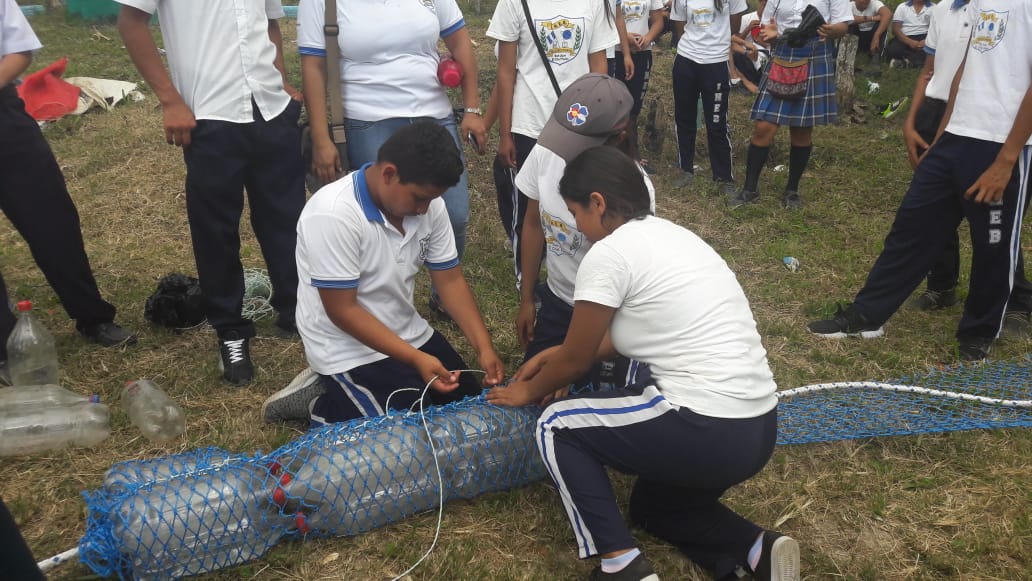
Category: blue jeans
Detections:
[{"x1": 344, "y1": 115, "x2": 469, "y2": 260}]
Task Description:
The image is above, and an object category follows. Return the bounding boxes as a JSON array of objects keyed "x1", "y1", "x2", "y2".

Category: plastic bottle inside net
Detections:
[{"x1": 6, "y1": 300, "x2": 59, "y2": 386}]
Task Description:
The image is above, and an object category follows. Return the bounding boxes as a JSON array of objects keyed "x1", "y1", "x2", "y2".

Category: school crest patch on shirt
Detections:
[
  {"x1": 541, "y1": 212, "x2": 584, "y2": 258},
  {"x1": 622, "y1": 0, "x2": 647, "y2": 23},
  {"x1": 971, "y1": 9, "x2": 1008, "y2": 52},
  {"x1": 418, "y1": 234, "x2": 431, "y2": 262},
  {"x1": 537, "y1": 16, "x2": 585, "y2": 65},
  {"x1": 420, "y1": 0, "x2": 437, "y2": 13}
]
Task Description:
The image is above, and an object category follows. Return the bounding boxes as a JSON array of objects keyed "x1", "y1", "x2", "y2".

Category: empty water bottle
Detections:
[
  {"x1": 0, "y1": 384, "x2": 90, "y2": 410},
  {"x1": 103, "y1": 447, "x2": 246, "y2": 492},
  {"x1": 0, "y1": 398, "x2": 110, "y2": 456},
  {"x1": 6, "y1": 300, "x2": 59, "y2": 386},
  {"x1": 122, "y1": 379, "x2": 186, "y2": 443}
]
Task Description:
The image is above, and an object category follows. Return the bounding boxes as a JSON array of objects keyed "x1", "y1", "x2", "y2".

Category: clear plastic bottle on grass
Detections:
[
  {"x1": 6, "y1": 300, "x2": 59, "y2": 386},
  {"x1": 0, "y1": 397, "x2": 110, "y2": 456},
  {"x1": 122, "y1": 379, "x2": 186, "y2": 442}
]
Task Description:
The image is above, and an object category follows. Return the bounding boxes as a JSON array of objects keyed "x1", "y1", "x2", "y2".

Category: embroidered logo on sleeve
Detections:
[{"x1": 971, "y1": 9, "x2": 1008, "y2": 52}]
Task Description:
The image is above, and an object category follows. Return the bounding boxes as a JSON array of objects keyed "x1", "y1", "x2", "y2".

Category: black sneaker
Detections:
[
  {"x1": 218, "y1": 333, "x2": 254, "y2": 386},
  {"x1": 261, "y1": 367, "x2": 324, "y2": 423},
  {"x1": 673, "y1": 171, "x2": 695, "y2": 189},
  {"x1": 958, "y1": 336, "x2": 992, "y2": 362},
  {"x1": 807, "y1": 304, "x2": 884, "y2": 339},
  {"x1": 906, "y1": 287, "x2": 958, "y2": 311},
  {"x1": 588, "y1": 553, "x2": 660, "y2": 581},
  {"x1": 79, "y1": 321, "x2": 138, "y2": 347},
  {"x1": 717, "y1": 181, "x2": 738, "y2": 198},
  {"x1": 727, "y1": 188, "x2": 760, "y2": 209},
  {"x1": 782, "y1": 190, "x2": 802, "y2": 210},
  {"x1": 751, "y1": 531, "x2": 800, "y2": 581},
  {"x1": 1001, "y1": 310, "x2": 1032, "y2": 340}
]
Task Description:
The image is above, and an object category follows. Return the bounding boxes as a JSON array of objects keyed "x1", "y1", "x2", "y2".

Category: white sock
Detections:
[
  {"x1": 601, "y1": 548, "x2": 641, "y2": 573},
  {"x1": 748, "y1": 531, "x2": 764, "y2": 572}
]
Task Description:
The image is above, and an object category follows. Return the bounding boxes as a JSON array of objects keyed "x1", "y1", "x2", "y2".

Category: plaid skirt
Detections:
[{"x1": 751, "y1": 38, "x2": 837, "y2": 127}]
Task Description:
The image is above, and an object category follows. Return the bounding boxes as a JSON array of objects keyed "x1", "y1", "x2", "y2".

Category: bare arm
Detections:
[
  {"x1": 428, "y1": 266, "x2": 505, "y2": 386},
  {"x1": 641, "y1": 9, "x2": 666, "y2": 47},
  {"x1": 496, "y1": 40, "x2": 518, "y2": 168},
  {"x1": 118, "y1": 6, "x2": 196, "y2": 147},
  {"x1": 516, "y1": 199, "x2": 545, "y2": 349},
  {"x1": 318, "y1": 287, "x2": 462, "y2": 391},
  {"x1": 487, "y1": 301, "x2": 616, "y2": 407},
  {"x1": 0, "y1": 51, "x2": 31, "y2": 88},
  {"x1": 443, "y1": 28, "x2": 487, "y2": 154},
  {"x1": 966, "y1": 84, "x2": 1032, "y2": 204},
  {"x1": 301, "y1": 54, "x2": 343, "y2": 182},
  {"x1": 871, "y1": 6, "x2": 892, "y2": 52},
  {"x1": 268, "y1": 18, "x2": 302, "y2": 100},
  {"x1": 614, "y1": 8, "x2": 635, "y2": 79},
  {"x1": 903, "y1": 54, "x2": 935, "y2": 169},
  {"x1": 588, "y1": 50, "x2": 609, "y2": 73}
]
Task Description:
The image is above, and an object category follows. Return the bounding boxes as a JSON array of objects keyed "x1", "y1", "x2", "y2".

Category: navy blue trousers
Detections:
[
  {"x1": 310, "y1": 331, "x2": 481, "y2": 424},
  {"x1": 672, "y1": 55, "x2": 734, "y2": 183},
  {"x1": 0, "y1": 85, "x2": 116, "y2": 356},
  {"x1": 0, "y1": 497, "x2": 44, "y2": 581},
  {"x1": 182, "y1": 99, "x2": 305, "y2": 339},
  {"x1": 538, "y1": 381, "x2": 776, "y2": 578},
  {"x1": 854, "y1": 133, "x2": 1032, "y2": 339}
]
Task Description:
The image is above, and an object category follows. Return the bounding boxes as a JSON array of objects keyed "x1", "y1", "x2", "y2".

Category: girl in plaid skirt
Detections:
[{"x1": 730, "y1": 0, "x2": 852, "y2": 209}]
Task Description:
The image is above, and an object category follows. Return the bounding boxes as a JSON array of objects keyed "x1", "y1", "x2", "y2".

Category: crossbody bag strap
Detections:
[
  {"x1": 324, "y1": 0, "x2": 346, "y2": 144},
  {"x1": 520, "y1": 0, "x2": 563, "y2": 97}
]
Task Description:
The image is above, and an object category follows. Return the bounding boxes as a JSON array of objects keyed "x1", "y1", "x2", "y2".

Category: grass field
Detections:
[{"x1": 3, "y1": 4, "x2": 1031, "y2": 580}]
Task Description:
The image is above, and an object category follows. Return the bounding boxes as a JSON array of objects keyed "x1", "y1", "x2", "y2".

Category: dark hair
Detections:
[
  {"x1": 376, "y1": 122, "x2": 464, "y2": 189},
  {"x1": 559, "y1": 146, "x2": 651, "y2": 222}
]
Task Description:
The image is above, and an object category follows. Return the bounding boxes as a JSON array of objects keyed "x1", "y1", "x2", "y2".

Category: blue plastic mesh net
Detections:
[{"x1": 80, "y1": 360, "x2": 1032, "y2": 580}]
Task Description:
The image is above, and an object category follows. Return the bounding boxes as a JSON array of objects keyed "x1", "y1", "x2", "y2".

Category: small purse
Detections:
[{"x1": 766, "y1": 56, "x2": 809, "y2": 100}]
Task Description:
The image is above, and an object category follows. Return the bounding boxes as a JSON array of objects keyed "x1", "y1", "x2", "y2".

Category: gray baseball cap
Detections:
[{"x1": 537, "y1": 73, "x2": 633, "y2": 162}]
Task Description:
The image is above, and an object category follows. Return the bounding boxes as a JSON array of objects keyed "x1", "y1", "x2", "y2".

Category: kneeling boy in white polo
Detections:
[{"x1": 265, "y1": 122, "x2": 504, "y2": 425}]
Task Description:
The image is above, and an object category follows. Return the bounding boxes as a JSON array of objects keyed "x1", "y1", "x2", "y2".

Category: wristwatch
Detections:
[{"x1": 464, "y1": 107, "x2": 483, "y2": 116}]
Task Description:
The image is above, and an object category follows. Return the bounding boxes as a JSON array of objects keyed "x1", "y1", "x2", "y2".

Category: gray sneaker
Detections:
[
  {"x1": 672, "y1": 171, "x2": 695, "y2": 189},
  {"x1": 727, "y1": 188, "x2": 759, "y2": 209},
  {"x1": 783, "y1": 190, "x2": 802, "y2": 210},
  {"x1": 1001, "y1": 310, "x2": 1032, "y2": 340},
  {"x1": 261, "y1": 367, "x2": 325, "y2": 423}
]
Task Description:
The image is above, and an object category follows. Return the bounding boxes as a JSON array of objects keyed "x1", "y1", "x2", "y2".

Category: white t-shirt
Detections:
[
  {"x1": 487, "y1": 0, "x2": 619, "y2": 139},
  {"x1": 115, "y1": 0, "x2": 290, "y2": 123},
  {"x1": 609, "y1": 0, "x2": 665, "y2": 56},
  {"x1": 574, "y1": 216, "x2": 778, "y2": 419},
  {"x1": 923, "y1": 1, "x2": 973, "y2": 101},
  {"x1": 515, "y1": 146, "x2": 656, "y2": 306},
  {"x1": 851, "y1": 0, "x2": 886, "y2": 31},
  {"x1": 892, "y1": 1, "x2": 933, "y2": 36},
  {"x1": 671, "y1": 0, "x2": 748, "y2": 63},
  {"x1": 297, "y1": 0, "x2": 464, "y2": 122},
  {"x1": 0, "y1": 0, "x2": 42, "y2": 58},
  {"x1": 296, "y1": 166, "x2": 459, "y2": 375},
  {"x1": 767, "y1": 0, "x2": 853, "y2": 37},
  {"x1": 946, "y1": 0, "x2": 1032, "y2": 146}
]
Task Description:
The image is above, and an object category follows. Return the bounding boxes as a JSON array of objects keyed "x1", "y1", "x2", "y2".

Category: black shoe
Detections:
[
  {"x1": 673, "y1": 171, "x2": 695, "y2": 189},
  {"x1": 588, "y1": 553, "x2": 659, "y2": 581},
  {"x1": 782, "y1": 190, "x2": 802, "y2": 210},
  {"x1": 958, "y1": 336, "x2": 992, "y2": 362},
  {"x1": 751, "y1": 531, "x2": 800, "y2": 581},
  {"x1": 1001, "y1": 310, "x2": 1032, "y2": 340},
  {"x1": 727, "y1": 188, "x2": 759, "y2": 209},
  {"x1": 807, "y1": 304, "x2": 884, "y2": 339},
  {"x1": 274, "y1": 316, "x2": 299, "y2": 339},
  {"x1": 717, "y1": 181, "x2": 738, "y2": 198},
  {"x1": 218, "y1": 333, "x2": 254, "y2": 386},
  {"x1": 906, "y1": 287, "x2": 958, "y2": 311},
  {"x1": 79, "y1": 321, "x2": 138, "y2": 347}
]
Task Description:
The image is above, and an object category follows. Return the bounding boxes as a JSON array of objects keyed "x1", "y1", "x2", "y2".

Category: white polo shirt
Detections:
[
  {"x1": 671, "y1": 0, "x2": 748, "y2": 63},
  {"x1": 851, "y1": 0, "x2": 886, "y2": 31},
  {"x1": 923, "y1": 1, "x2": 973, "y2": 102},
  {"x1": 298, "y1": 0, "x2": 465, "y2": 122},
  {"x1": 608, "y1": 0, "x2": 665, "y2": 56},
  {"x1": 767, "y1": 0, "x2": 853, "y2": 38},
  {"x1": 115, "y1": 0, "x2": 290, "y2": 123},
  {"x1": 892, "y1": 1, "x2": 933, "y2": 36},
  {"x1": 487, "y1": 0, "x2": 619, "y2": 139},
  {"x1": 1, "y1": 0, "x2": 42, "y2": 59},
  {"x1": 575, "y1": 216, "x2": 778, "y2": 419},
  {"x1": 945, "y1": 0, "x2": 1032, "y2": 146},
  {"x1": 515, "y1": 145, "x2": 656, "y2": 306},
  {"x1": 295, "y1": 165, "x2": 459, "y2": 374}
]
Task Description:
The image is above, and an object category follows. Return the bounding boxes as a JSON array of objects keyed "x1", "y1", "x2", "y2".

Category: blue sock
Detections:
[{"x1": 601, "y1": 548, "x2": 641, "y2": 573}]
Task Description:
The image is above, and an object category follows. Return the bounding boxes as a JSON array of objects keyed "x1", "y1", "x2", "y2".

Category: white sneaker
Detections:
[{"x1": 261, "y1": 367, "x2": 325, "y2": 423}]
